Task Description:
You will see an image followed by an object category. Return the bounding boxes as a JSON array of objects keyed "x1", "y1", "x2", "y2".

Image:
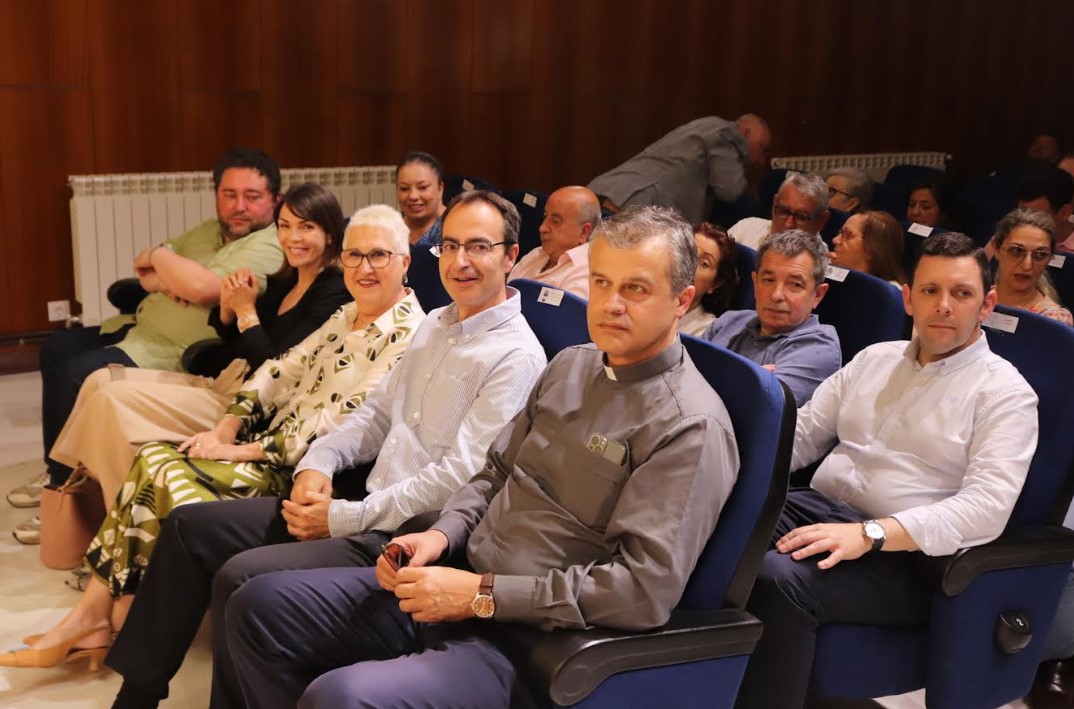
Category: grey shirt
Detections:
[
  {"x1": 588, "y1": 116, "x2": 750, "y2": 224},
  {"x1": 703, "y1": 310, "x2": 841, "y2": 407},
  {"x1": 431, "y1": 339, "x2": 738, "y2": 631},
  {"x1": 297, "y1": 288, "x2": 547, "y2": 537}
]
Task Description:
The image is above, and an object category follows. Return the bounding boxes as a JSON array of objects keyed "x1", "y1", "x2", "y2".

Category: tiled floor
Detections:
[
  {"x1": 0, "y1": 372, "x2": 211, "y2": 708},
  {"x1": 0, "y1": 371, "x2": 1033, "y2": 708}
]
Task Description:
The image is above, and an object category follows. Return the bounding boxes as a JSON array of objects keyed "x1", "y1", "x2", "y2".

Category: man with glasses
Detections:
[
  {"x1": 106, "y1": 191, "x2": 548, "y2": 709},
  {"x1": 218, "y1": 205, "x2": 738, "y2": 709},
  {"x1": 703, "y1": 229, "x2": 841, "y2": 406},
  {"x1": 825, "y1": 166, "x2": 873, "y2": 215},
  {"x1": 729, "y1": 171, "x2": 831, "y2": 250}
]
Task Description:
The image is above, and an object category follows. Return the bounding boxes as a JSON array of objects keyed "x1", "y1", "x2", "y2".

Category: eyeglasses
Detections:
[
  {"x1": 827, "y1": 185, "x2": 852, "y2": 199},
  {"x1": 999, "y1": 244, "x2": 1053, "y2": 264},
  {"x1": 836, "y1": 226, "x2": 861, "y2": 241},
  {"x1": 341, "y1": 248, "x2": 403, "y2": 269},
  {"x1": 772, "y1": 203, "x2": 819, "y2": 227},
  {"x1": 431, "y1": 240, "x2": 507, "y2": 258}
]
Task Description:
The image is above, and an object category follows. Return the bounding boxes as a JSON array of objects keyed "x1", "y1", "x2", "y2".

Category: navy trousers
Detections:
[
  {"x1": 734, "y1": 488, "x2": 931, "y2": 709},
  {"x1": 40, "y1": 326, "x2": 134, "y2": 485},
  {"x1": 226, "y1": 566, "x2": 518, "y2": 709},
  {"x1": 107, "y1": 497, "x2": 390, "y2": 709}
]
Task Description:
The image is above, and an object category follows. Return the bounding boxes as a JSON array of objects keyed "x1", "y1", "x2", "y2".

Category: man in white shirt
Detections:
[
  {"x1": 735, "y1": 231, "x2": 1039, "y2": 709},
  {"x1": 508, "y1": 186, "x2": 600, "y2": 298},
  {"x1": 730, "y1": 171, "x2": 830, "y2": 250}
]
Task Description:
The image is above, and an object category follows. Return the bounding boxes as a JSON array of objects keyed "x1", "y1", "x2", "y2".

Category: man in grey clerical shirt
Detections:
[
  {"x1": 221, "y1": 205, "x2": 740, "y2": 709},
  {"x1": 106, "y1": 190, "x2": 548, "y2": 709},
  {"x1": 703, "y1": 229, "x2": 841, "y2": 406}
]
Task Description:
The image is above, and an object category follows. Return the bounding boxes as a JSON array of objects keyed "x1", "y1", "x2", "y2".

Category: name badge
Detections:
[
  {"x1": 826, "y1": 265, "x2": 849, "y2": 282},
  {"x1": 587, "y1": 433, "x2": 627, "y2": 465},
  {"x1": 984, "y1": 311, "x2": 1019, "y2": 333},
  {"x1": 537, "y1": 286, "x2": 564, "y2": 306},
  {"x1": 908, "y1": 222, "x2": 934, "y2": 237},
  {"x1": 1049, "y1": 254, "x2": 1066, "y2": 268}
]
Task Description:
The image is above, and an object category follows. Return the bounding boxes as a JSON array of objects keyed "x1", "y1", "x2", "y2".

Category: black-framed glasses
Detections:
[
  {"x1": 341, "y1": 248, "x2": 403, "y2": 269},
  {"x1": 827, "y1": 185, "x2": 852, "y2": 199},
  {"x1": 772, "y1": 203, "x2": 819, "y2": 226},
  {"x1": 999, "y1": 244, "x2": 1052, "y2": 264},
  {"x1": 431, "y1": 240, "x2": 507, "y2": 258}
]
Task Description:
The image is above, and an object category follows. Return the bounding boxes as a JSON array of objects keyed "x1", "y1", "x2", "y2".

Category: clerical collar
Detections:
[{"x1": 601, "y1": 338, "x2": 683, "y2": 383}]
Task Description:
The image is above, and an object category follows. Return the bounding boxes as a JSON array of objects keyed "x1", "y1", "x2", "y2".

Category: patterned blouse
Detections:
[
  {"x1": 225, "y1": 290, "x2": 425, "y2": 466},
  {"x1": 1028, "y1": 297, "x2": 1074, "y2": 326}
]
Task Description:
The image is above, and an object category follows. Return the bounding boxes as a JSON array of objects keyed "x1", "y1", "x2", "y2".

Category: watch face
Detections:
[
  {"x1": 864, "y1": 521, "x2": 884, "y2": 540},
  {"x1": 472, "y1": 594, "x2": 495, "y2": 619}
]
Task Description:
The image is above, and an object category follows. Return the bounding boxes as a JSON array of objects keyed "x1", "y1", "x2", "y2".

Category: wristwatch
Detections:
[
  {"x1": 862, "y1": 520, "x2": 886, "y2": 553},
  {"x1": 237, "y1": 313, "x2": 260, "y2": 331},
  {"x1": 471, "y1": 573, "x2": 496, "y2": 619}
]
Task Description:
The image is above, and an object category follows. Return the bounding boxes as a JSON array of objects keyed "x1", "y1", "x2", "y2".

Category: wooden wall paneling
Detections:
[
  {"x1": 175, "y1": 0, "x2": 263, "y2": 92},
  {"x1": 338, "y1": 0, "x2": 408, "y2": 94},
  {"x1": 404, "y1": 0, "x2": 474, "y2": 177},
  {"x1": 177, "y1": 91, "x2": 266, "y2": 173},
  {"x1": 261, "y1": 0, "x2": 340, "y2": 168},
  {"x1": 0, "y1": 0, "x2": 89, "y2": 86},
  {"x1": 0, "y1": 88, "x2": 94, "y2": 333},
  {"x1": 472, "y1": 0, "x2": 533, "y2": 94},
  {"x1": 337, "y1": 94, "x2": 408, "y2": 168},
  {"x1": 87, "y1": 0, "x2": 182, "y2": 172}
]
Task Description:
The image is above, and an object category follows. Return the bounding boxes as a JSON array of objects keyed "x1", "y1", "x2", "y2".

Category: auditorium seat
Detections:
[
  {"x1": 819, "y1": 208, "x2": 848, "y2": 248},
  {"x1": 872, "y1": 180, "x2": 909, "y2": 221},
  {"x1": 407, "y1": 245, "x2": 452, "y2": 313},
  {"x1": 498, "y1": 336, "x2": 795, "y2": 709},
  {"x1": 807, "y1": 305, "x2": 1074, "y2": 709},
  {"x1": 815, "y1": 267, "x2": 909, "y2": 363},
  {"x1": 960, "y1": 174, "x2": 1015, "y2": 246},
  {"x1": 758, "y1": 168, "x2": 789, "y2": 213},
  {"x1": 511, "y1": 278, "x2": 590, "y2": 360},
  {"x1": 730, "y1": 243, "x2": 756, "y2": 311},
  {"x1": 883, "y1": 164, "x2": 944, "y2": 192},
  {"x1": 504, "y1": 190, "x2": 548, "y2": 258},
  {"x1": 1047, "y1": 251, "x2": 1074, "y2": 313},
  {"x1": 900, "y1": 221, "x2": 946, "y2": 285},
  {"x1": 710, "y1": 192, "x2": 763, "y2": 232},
  {"x1": 443, "y1": 174, "x2": 500, "y2": 204}
]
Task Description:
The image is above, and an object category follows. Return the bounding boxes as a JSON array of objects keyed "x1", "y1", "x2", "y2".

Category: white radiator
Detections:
[
  {"x1": 68, "y1": 166, "x2": 396, "y2": 326},
  {"x1": 771, "y1": 151, "x2": 950, "y2": 182}
]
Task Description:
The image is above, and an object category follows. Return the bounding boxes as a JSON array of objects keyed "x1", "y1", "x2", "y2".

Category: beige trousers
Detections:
[{"x1": 49, "y1": 359, "x2": 249, "y2": 507}]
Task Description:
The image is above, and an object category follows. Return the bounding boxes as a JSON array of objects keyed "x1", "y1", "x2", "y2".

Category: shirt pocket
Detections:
[{"x1": 557, "y1": 442, "x2": 631, "y2": 531}]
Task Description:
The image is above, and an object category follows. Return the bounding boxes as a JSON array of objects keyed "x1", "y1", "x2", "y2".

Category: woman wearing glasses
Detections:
[
  {"x1": 830, "y1": 211, "x2": 906, "y2": 285},
  {"x1": 2, "y1": 205, "x2": 424, "y2": 672},
  {"x1": 992, "y1": 208, "x2": 1072, "y2": 325}
]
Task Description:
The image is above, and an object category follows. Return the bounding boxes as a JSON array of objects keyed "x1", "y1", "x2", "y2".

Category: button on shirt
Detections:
[
  {"x1": 296, "y1": 289, "x2": 547, "y2": 537},
  {"x1": 793, "y1": 335, "x2": 1038, "y2": 556},
  {"x1": 703, "y1": 310, "x2": 841, "y2": 406},
  {"x1": 508, "y1": 242, "x2": 591, "y2": 299}
]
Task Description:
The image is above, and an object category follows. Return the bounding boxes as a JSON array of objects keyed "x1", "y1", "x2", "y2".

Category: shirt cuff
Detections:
[
  {"x1": 429, "y1": 514, "x2": 470, "y2": 557},
  {"x1": 327, "y1": 499, "x2": 364, "y2": 538},
  {"x1": 891, "y1": 508, "x2": 963, "y2": 557},
  {"x1": 489, "y1": 574, "x2": 536, "y2": 624}
]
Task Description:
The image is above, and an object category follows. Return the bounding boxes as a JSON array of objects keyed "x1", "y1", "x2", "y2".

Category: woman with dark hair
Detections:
[
  {"x1": 49, "y1": 183, "x2": 351, "y2": 513},
  {"x1": 906, "y1": 176, "x2": 953, "y2": 228},
  {"x1": 396, "y1": 151, "x2": 446, "y2": 247},
  {"x1": 831, "y1": 210, "x2": 906, "y2": 284},
  {"x1": 992, "y1": 208, "x2": 1072, "y2": 325},
  {"x1": 680, "y1": 222, "x2": 739, "y2": 336},
  {"x1": 2, "y1": 205, "x2": 425, "y2": 671}
]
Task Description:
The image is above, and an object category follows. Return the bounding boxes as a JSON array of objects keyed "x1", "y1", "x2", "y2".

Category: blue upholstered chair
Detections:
[
  {"x1": 901, "y1": 221, "x2": 948, "y2": 285},
  {"x1": 496, "y1": 336, "x2": 795, "y2": 708},
  {"x1": 443, "y1": 174, "x2": 500, "y2": 205},
  {"x1": 406, "y1": 245, "x2": 452, "y2": 313},
  {"x1": 730, "y1": 243, "x2": 757, "y2": 311},
  {"x1": 711, "y1": 192, "x2": 763, "y2": 232},
  {"x1": 1046, "y1": 252, "x2": 1074, "y2": 316},
  {"x1": 819, "y1": 208, "x2": 848, "y2": 248},
  {"x1": 808, "y1": 305, "x2": 1074, "y2": 709},
  {"x1": 815, "y1": 268, "x2": 909, "y2": 364},
  {"x1": 884, "y1": 164, "x2": 944, "y2": 193},
  {"x1": 959, "y1": 174, "x2": 1015, "y2": 246},
  {"x1": 511, "y1": 278, "x2": 590, "y2": 361},
  {"x1": 759, "y1": 168, "x2": 789, "y2": 213},
  {"x1": 504, "y1": 190, "x2": 549, "y2": 258},
  {"x1": 873, "y1": 181, "x2": 908, "y2": 221}
]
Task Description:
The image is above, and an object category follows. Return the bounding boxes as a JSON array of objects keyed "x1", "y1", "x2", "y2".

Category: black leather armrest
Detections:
[
  {"x1": 924, "y1": 526, "x2": 1074, "y2": 596},
  {"x1": 181, "y1": 339, "x2": 230, "y2": 377},
  {"x1": 499, "y1": 608, "x2": 762, "y2": 706},
  {"x1": 107, "y1": 278, "x2": 149, "y2": 314}
]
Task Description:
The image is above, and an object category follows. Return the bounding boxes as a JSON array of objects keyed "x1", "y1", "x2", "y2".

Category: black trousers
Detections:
[
  {"x1": 40, "y1": 326, "x2": 134, "y2": 485},
  {"x1": 107, "y1": 497, "x2": 390, "y2": 709},
  {"x1": 733, "y1": 488, "x2": 930, "y2": 709}
]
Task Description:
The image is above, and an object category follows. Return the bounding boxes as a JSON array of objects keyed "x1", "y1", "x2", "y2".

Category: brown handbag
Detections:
[{"x1": 39, "y1": 468, "x2": 106, "y2": 570}]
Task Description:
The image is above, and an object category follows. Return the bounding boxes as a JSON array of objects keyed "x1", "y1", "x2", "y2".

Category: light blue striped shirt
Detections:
[{"x1": 296, "y1": 288, "x2": 547, "y2": 537}]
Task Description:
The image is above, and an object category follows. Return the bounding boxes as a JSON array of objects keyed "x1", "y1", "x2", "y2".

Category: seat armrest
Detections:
[
  {"x1": 497, "y1": 608, "x2": 762, "y2": 706},
  {"x1": 926, "y1": 526, "x2": 1074, "y2": 596},
  {"x1": 107, "y1": 278, "x2": 149, "y2": 314}
]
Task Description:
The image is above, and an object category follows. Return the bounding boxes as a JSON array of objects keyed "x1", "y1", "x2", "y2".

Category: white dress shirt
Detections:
[
  {"x1": 297, "y1": 289, "x2": 548, "y2": 537},
  {"x1": 728, "y1": 217, "x2": 772, "y2": 250},
  {"x1": 793, "y1": 334, "x2": 1038, "y2": 556},
  {"x1": 508, "y1": 242, "x2": 590, "y2": 299}
]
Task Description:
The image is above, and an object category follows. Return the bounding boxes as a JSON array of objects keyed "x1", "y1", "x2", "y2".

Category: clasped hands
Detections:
[
  {"x1": 219, "y1": 269, "x2": 259, "y2": 323},
  {"x1": 375, "y1": 530, "x2": 483, "y2": 623}
]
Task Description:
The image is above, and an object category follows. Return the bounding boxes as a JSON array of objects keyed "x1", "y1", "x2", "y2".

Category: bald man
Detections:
[
  {"x1": 588, "y1": 114, "x2": 772, "y2": 224},
  {"x1": 508, "y1": 186, "x2": 601, "y2": 298}
]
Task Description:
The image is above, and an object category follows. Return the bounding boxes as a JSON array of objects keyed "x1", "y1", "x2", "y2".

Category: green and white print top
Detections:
[{"x1": 225, "y1": 290, "x2": 425, "y2": 467}]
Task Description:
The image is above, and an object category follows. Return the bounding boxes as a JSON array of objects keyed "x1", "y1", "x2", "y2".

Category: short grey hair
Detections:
[
  {"x1": 779, "y1": 171, "x2": 830, "y2": 216},
  {"x1": 828, "y1": 167, "x2": 874, "y2": 210},
  {"x1": 591, "y1": 205, "x2": 696, "y2": 294},
  {"x1": 757, "y1": 229, "x2": 830, "y2": 286},
  {"x1": 994, "y1": 207, "x2": 1058, "y2": 249},
  {"x1": 346, "y1": 204, "x2": 410, "y2": 253}
]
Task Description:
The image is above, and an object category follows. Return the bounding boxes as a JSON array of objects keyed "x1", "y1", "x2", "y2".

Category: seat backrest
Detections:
[
  {"x1": 730, "y1": 243, "x2": 757, "y2": 311},
  {"x1": 680, "y1": 335, "x2": 795, "y2": 610},
  {"x1": 819, "y1": 208, "x2": 848, "y2": 248},
  {"x1": 900, "y1": 221, "x2": 947, "y2": 283},
  {"x1": 511, "y1": 278, "x2": 591, "y2": 359},
  {"x1": 1047, "y1": 252, "x2": 1074, "y2": 314},
  {"x1": 984, "y1": 305, "x2": 1074, "y2": 527},
  {"x1": 872, "y1": 181, "x2": 908, "y2": 221},
  {"x1": 815, "y1": 268, "x2": 909, "y2": 363},
  {"x1": 958, "y1": 174, "x2": 1014, "y2": 246},
  {"x1": 884, "y1": 164, "x2": 943, "y2": 191},
  {"x1": 443, "y1": 174, "x2": 500, "y2": 205},
  {"x1": 407, "y1": 245, "x2": 453, "y2": 313},
  {"x1": 759, "y1": 168, "x2": 789, "y2": 213},
  {"x1": 503, "y1": 189, "x2": 548, "y2": 258},
  {"x1": 710, "y1": 192, "x2": 763, "y2": 230}
]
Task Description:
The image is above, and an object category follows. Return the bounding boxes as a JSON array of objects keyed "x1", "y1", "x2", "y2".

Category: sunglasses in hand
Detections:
[{"x1": 381, "y1": 542, "x2": 411, "y2": 571}]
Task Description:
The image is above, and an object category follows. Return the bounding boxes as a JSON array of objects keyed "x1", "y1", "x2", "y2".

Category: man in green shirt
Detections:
[{"x1": 13, "y1": 149, "x2": 284, "y2": 543}]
